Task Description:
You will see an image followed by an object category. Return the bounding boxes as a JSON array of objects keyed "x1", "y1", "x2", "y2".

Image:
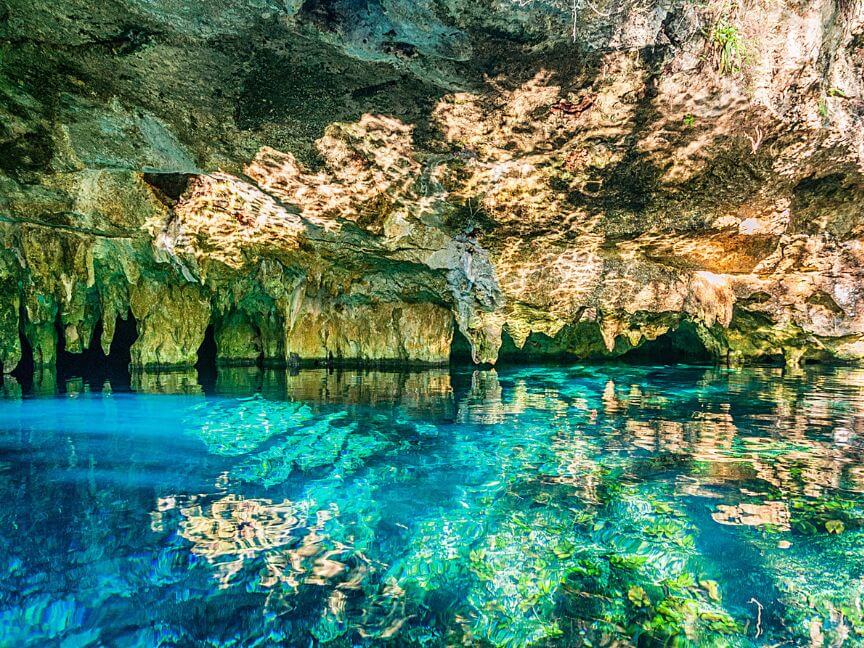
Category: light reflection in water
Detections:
[{"x1": 3, "y1": 365, "x2": 864, "y2": 645}]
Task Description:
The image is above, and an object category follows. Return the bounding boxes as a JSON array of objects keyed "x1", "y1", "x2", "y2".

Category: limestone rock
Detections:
[
  {"x1": 283, "y1": 300, "x2": 453, "y2": 364},
  {"x1": 129, "y1": 281, "x2": 211, "y2": 368},
  {"x1": 0, "y1": 0, "x2": 862, "y2": 369},
  {"x1": 0, "y1": 272, "x2": 21, "y2": 372},
  {"x1": 214, "y1": 311, "x2": 262, "y2": 366}
]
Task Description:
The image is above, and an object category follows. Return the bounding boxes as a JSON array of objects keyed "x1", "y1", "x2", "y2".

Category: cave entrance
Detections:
[
  {"x1": 449, "y1": 320, "x2": 715, "y2": 366},
  {"x1": 196, "y1": 325, "x2": 218, "y2": 390},
  {"x1": 10, "y1": 305, "x2": 35, "y2": 392},
  {"x1": 9, "y1": 311, "x2": 139, "y2": 393},
  {"x1": 449, "y1": 326, "x2": 474, "y2": 364},
  {"x1": 56, "y1": 314, "x2": 138, "y2": 391},
  {"x1": 620, "y1": 321, "x2": 713, "y2": 365},
  {"x1": 142, "y1": 172, "x2": 192, "y2": 204}
]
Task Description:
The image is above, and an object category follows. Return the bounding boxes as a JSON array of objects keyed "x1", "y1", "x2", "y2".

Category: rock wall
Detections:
[{"x1": 1, "y1": 0, "x2": 863, "y2": 370}]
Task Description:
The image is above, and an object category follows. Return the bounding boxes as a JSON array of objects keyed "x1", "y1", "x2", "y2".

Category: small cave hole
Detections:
[
  {"x1": 142, "y1": 173, "x2": 192, "y2": 205},
  {"x1": 449, "y1": 326, "x2": 474, "y2": 364},
  {"x1": 751, "y1": 353, "x2": 785, "y2": 367},
  {"x1": 620, "y1": 321, "x2": 713, "y2": 365},
  {"x1": 196, "y1": 325, "x2": 218, "y2": 390}
]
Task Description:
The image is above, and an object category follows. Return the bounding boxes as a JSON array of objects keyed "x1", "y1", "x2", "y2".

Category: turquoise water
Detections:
[{"x1": 3, "y1": 364, "x2": 864, "y2": 646}]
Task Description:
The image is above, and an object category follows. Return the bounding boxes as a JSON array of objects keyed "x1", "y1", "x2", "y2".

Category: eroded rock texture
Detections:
[{"x1": 0, "y1": 0, "x2": 862, "y2": 368}]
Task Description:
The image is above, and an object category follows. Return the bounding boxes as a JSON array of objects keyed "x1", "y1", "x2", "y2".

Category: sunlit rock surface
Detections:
[{"x1": 1, "y1": 0, "x2": 862, "y2": 368}]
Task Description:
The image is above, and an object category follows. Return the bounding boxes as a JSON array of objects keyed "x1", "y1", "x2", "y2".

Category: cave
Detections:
[
  {"x1": 195, "y1": 324, "x2": 219, "y2": 390},
  {"x1": 57, "y1": 314, "x2": 139, "y2": 391},
  {"x1": 0, "y1": 0, "x2": 862, "y2": 644},
  {"x1": 449, "y1": 326, "x2": 475, "y2": 363},
  {"x1": 9, "y1": 312, "x2": 140, "y2": 392},
  {"x1": 454, "y1": 322, "x2": 719, "y2": 366},
  {"x1": 619, "y1": 321, "x2": 714, "y2": 365},
  {"x1": 496, "y1": 329, "x2": 570, "y2": 364},
  {"x1": 142, "y1": 172, "x2": 192, "y2": 204}
]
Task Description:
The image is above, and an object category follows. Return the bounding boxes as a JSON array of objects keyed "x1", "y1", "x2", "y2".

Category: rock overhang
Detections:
[{"x1": 1, "y1": 0, "x2": 863, "y2": 370}]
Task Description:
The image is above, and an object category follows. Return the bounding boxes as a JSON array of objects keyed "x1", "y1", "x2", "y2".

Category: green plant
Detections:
[
  {"x1": 818, "y1": 100, "x2": 829, "y2": 119},
  {"x1": 710, "y1": 19, "x2": 746, "y2": 74},
  {"x1": 683, "y1": 113, "x2": 696, "y2": 127}
]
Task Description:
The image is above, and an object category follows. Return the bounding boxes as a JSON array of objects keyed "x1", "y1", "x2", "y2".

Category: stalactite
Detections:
[
  {"x1": 129, "y1": 280, "x2": 211, "y2": 368},
  {"x1": 0, "y1": 275, "x2": 21, "y2": 374}
]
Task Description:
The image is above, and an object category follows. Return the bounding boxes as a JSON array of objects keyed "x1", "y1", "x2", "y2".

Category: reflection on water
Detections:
[
  {"x1": 4, "y1": 364, "x2": 864, "y2": 645},
  {"x1": 132, "y1": 369, "x2": 204, "y2": 395}
]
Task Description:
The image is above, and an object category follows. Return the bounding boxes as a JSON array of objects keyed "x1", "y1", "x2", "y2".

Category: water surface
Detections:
[{"x1": 2, "y1": 364, "x2": 864, "y2": 646}]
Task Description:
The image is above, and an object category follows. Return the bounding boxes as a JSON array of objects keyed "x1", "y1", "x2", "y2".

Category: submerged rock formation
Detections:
[{"x1": 0, "y1": 0, "x2": 862, "y2": 369}]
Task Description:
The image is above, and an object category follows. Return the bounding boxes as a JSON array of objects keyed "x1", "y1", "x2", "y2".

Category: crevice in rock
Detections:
[
  {"x1": 143, "y1": 172, "x2": 192, "y2": 205},
  {"x1": 98, "y1": 27, "x2": 157, "y2": 57},
  {"x1": 10, "y1": 306, "x2": 35, "y2": 392},
  {"x1": 108, "y1": 313, "x2": 139, "y2": 364},
  {"x1": 450, "y1": 325, "x2": 475, "y2": 363}
]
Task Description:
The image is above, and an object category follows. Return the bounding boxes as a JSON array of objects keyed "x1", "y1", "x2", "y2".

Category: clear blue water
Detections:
[{"x1": 3, "y1": 364, "x2": 864, "y2": 646}]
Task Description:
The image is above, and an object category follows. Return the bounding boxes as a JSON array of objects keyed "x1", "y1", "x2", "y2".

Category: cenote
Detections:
[
  {"x1": 2, "y1": 0, "x2": 864, "y2": 645},
  {"x1": 2, "y1": 362, "x2": 864, "y2": 646}
]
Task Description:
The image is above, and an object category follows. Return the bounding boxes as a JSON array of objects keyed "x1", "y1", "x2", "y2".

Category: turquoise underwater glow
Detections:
[{"x1": 3, "y1": 364, "x2": 864, "y2": 646}]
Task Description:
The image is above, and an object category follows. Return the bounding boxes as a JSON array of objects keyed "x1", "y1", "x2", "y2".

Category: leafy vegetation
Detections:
[
  {"x1": 819, "y1": 99, "x2": 829, "y2": 119},
  {"x1": 710, "y1": 19, "x2": 747, "y2": 74}
]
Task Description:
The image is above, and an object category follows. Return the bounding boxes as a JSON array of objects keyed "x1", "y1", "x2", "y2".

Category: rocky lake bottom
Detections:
[{"x1": 2, "y1": 363, "x2": 864, "y2": 646}]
